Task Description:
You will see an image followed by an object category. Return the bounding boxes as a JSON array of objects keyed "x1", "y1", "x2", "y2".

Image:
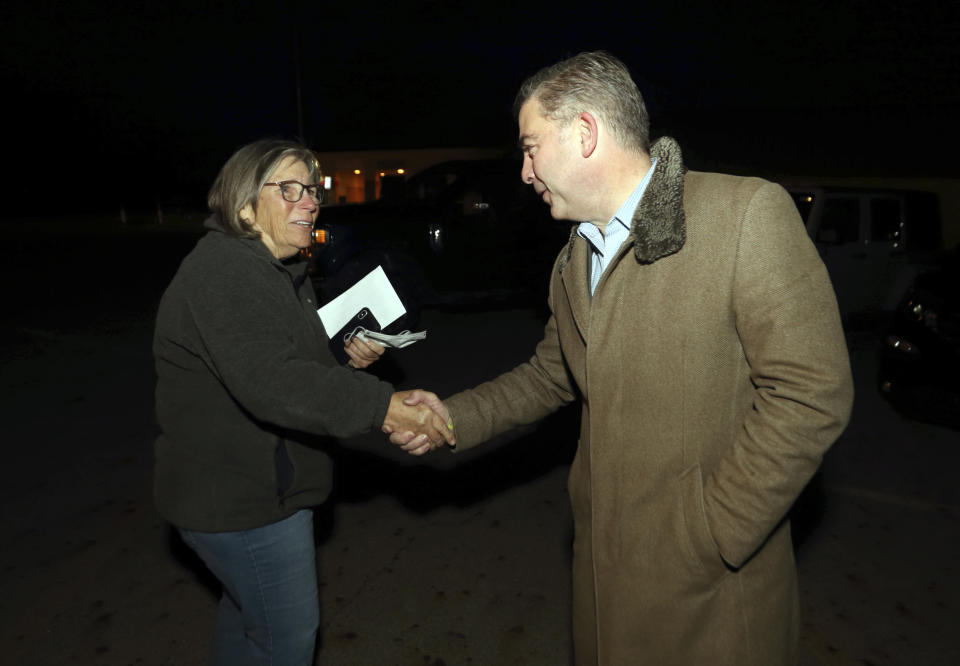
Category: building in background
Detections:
[{"x1": 314, "y1": 147, "x2": 506, "y2": 204}]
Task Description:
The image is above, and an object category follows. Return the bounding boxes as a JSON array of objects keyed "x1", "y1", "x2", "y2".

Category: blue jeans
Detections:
[{"x1": 179, "y1": 509, "x2": 319, "y2": 666}]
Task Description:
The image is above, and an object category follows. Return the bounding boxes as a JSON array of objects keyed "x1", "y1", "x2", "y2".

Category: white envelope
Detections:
[{"x1": 316, "y1": 265, "x2": 406, "y2": 338}]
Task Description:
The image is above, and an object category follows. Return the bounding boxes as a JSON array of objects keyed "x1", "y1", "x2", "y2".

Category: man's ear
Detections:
[{"x1": 578, "y1": 111, "x2": 599, "y2": 158}]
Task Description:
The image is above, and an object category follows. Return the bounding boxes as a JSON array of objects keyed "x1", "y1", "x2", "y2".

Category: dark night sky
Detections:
[{"x1": 2, "y1": 0, "x2": 957, "y2": 215}]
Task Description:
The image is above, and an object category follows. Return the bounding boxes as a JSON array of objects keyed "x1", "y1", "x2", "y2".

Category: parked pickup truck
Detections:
[
  {"x1": 306, "y1": 169, "x2": 945, "y2": 325},
  {"x1": 306, "y1": 159, "x2": 571, "y2": 320},
  {"x1": 786, "y1": 186, "x2": 942, "y2": 320}
]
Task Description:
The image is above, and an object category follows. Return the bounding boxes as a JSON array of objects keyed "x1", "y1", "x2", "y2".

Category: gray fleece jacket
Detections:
[{"x1": 153, "y1": 220, "x2": 393, "y2": 531}]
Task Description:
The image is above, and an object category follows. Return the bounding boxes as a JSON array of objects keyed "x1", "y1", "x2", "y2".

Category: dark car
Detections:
[
  {"x1": 878, "y1": 248, "x2": 960, "y2": 428},
  {"x1": 306, "y1": 159, "x2": 572, "y2": 320}
]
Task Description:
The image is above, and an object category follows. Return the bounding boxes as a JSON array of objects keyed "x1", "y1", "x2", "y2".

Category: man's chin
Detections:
[{"x1": 540, "y1": 195, "x2": 573, "y2": 221}]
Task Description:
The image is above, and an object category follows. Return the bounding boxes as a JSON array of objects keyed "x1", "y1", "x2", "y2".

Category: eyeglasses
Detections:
[{"x1": 263, "y1": 180, "x2": 323, "y2": 203}]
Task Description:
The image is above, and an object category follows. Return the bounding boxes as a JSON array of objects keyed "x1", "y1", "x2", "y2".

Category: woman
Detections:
[{"x1": 153, "y1": 139, "x2": 452, "y2": 665}]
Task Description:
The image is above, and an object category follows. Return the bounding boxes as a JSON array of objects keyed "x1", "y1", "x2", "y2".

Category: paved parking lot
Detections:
[{"x1": 1, "y1": 231, "x2": 957, "y2": 665}]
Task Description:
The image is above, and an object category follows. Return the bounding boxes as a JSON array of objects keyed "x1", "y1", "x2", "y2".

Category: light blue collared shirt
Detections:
[{"x1": 577, "y1": 158, "x2": 657, "y2": 295}]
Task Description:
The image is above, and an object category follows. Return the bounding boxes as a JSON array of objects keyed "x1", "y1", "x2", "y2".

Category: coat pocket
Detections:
[{"x1": 678, "y1": 463, "x2": 728, "y2": 580}]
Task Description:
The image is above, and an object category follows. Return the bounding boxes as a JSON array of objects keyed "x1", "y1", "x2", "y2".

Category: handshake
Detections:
[{"x1": 381, "y1": 390, "x2": 455, "y2": 456}]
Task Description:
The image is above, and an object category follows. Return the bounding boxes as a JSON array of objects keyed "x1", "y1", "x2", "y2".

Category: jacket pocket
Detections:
[{"x1": 678, "y1": 463, "x2": 728, "y2": 579}]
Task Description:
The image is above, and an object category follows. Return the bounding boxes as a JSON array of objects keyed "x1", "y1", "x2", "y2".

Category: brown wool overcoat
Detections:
[{"x1": 444, "y1": 137, "x2": 854, "y2": 665}]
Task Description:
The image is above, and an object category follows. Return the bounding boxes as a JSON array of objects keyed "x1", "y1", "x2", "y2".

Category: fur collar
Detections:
[{"x1": 558, "y1": 136, "x2": 686, "y2": 272}]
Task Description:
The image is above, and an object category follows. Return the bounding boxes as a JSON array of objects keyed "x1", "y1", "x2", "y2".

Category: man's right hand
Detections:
[{"x1": 382, "y1": 390, "x2": 455, "y2": 456}]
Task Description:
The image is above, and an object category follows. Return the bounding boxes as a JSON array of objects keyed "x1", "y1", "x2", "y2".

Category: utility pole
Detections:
[
  {"x1": 290, "y1": 0, "x2": 306, "y2": 142},
  {"x1": 294, "y1": 22, "x2": 305, "y2": 141}
]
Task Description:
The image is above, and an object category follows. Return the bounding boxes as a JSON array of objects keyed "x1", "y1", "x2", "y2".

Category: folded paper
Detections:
[{"x1": 316, "y1": 266, "x2": 405, "y2": 339}]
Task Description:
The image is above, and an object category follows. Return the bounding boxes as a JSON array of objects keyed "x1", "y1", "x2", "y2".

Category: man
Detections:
[{"x1": 398, "y1": 51, "x2": 853, "y2": 664}]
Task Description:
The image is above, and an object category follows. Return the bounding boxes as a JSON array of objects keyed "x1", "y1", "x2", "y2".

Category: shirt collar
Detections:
[{"x1": 577, "y1": 157, "x2": 657, "y2": 255}]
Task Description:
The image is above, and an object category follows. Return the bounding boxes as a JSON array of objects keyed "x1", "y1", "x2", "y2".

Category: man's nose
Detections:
[{"x1": 520, "y1": 154, "x2": 535, "y2": 184}]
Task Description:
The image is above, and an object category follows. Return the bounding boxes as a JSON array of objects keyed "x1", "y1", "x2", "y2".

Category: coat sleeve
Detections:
[
  {"x1": 444, "y1": 288, "x2": 578, "y2": 451},
  {"x1": 159, "y1": 246, "x2": 393, "y2": 439},
  {"x1": 703, "y1": 182, "x2": 854, "y2": 568}
]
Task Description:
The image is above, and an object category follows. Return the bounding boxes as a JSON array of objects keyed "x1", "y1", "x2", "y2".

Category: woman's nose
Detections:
[{"x1": 299, "y1": 193, "x2": 319, "y2": 211}]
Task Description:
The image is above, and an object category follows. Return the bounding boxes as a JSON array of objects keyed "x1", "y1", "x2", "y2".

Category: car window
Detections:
[
  {"x1": 818, "y1": 196, "x2": 860, "y2": 244},
  {"x1": 789, "y1": 191, "x2": 816, "y2": 224},
  {"x1": 870, "y1": 197, "x2": 903, "y2": 245},
  {"x1": 903, "y1": 191, "x2": 942, "y2": 251},
  {"x1": 411, "y1": 172, "x2": 461, "y2": 203}
]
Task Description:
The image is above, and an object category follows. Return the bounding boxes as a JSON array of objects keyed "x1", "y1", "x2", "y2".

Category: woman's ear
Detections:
[{"x1": 239, "y1": 202, "x2": 256, "y2": 226}]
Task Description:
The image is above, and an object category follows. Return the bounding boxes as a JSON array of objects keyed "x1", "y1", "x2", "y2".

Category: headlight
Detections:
[
  {"x1": 885, "y1": 335, "x2": 920, "y2": 356},
  {"x1": 428, "y1": 222, "x2": 444, "y2": 254},
  {"x1": 906, "y1": 299, "x2": 939, "y2": 332},
  {"x1": 313, "y1": 228, "x2": 330, "y2": 245}
]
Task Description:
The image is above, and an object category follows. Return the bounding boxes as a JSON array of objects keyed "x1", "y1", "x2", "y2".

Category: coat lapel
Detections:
[
  {"x1": 560, "y1": 236, "x2": 591, "y2": 341},
  {"x1": 629, "y1": 136, "x2": 687, "y2": 264}
]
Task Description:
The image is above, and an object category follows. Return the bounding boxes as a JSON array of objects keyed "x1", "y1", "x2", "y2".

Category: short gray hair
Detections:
[
  {"x1": 208, "y1": 139, "x2": 320, "y2": 238},
  {"x1": 514, "y1": 51, "x2": 650, "y2": 153}
]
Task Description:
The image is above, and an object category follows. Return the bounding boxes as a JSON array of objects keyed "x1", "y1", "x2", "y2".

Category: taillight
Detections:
[{"x1": 313, "y1": 228, "x2": 328, "y2": 245}]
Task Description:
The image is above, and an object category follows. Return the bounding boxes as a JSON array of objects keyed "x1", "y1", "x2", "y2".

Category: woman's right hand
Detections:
[{"x1": 381, "y1": 390, "x2": 455, "y2": 455}]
